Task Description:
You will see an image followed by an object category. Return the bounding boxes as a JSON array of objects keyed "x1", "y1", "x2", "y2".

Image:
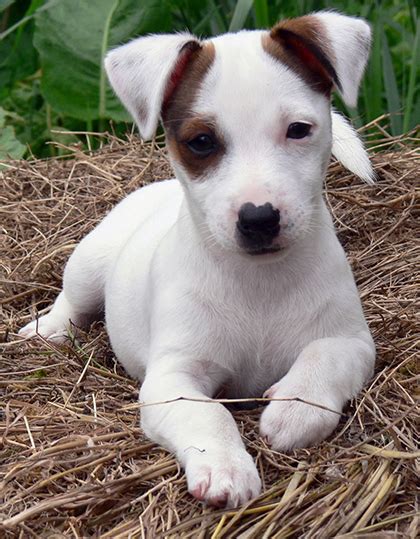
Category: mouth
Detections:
[
  {"x1": 235, "y1": 229, "x2": 282, "y2": 256},
  {"x1": 245, "y1": 246, "x2": 282, "y2": 256}
]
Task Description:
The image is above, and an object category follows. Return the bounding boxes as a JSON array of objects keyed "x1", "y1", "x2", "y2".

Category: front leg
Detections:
[
  {"x1": 140, "y1": 357, "x2": 261, "y2": 507},
  {"x1": 260, "y1": 335, "x2": 375, "y2": 451}
]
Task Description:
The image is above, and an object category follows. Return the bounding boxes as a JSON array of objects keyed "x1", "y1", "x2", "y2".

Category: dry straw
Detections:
[{"x1": 1, "y1": 121, "x2": 419, "y2": 537}]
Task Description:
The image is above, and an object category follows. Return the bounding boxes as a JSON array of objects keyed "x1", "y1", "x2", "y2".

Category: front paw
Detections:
[
  {"x1": 184, "y1": 446, "x2": 261, "y2": 508},
  {"x1": 19, "y1": 315, "x2": 70, "y2": 343},
  {"x1": 260, "y1": 384, "x2": 340, "y2": 451}
]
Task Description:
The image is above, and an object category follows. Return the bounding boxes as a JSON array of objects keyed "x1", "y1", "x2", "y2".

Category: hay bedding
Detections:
[{"x1": 0, "y1": 131, "x2": 419, "y2": 538}]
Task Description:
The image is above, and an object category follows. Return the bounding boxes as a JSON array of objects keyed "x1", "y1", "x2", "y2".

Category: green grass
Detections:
[{"x1": 0, "y1": 0, "x2": 418, "y2": 159}]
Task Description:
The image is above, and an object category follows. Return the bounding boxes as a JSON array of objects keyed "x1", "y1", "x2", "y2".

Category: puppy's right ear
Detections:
[{"x1": 105, "y1": 33, "x2": 201, "y2": 140}]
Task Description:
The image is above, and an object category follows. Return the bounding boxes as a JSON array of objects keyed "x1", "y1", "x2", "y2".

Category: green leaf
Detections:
[
  {"x1": 0, "y1": 124, "x2": 26, "y2": 160},
  {"x1": 0, "y1": 24, "x2": 38, "y2": 96},
  {"x1": 0, "y1": 0, "x2": 52, "y2": 41},
  {"x1": 34, "y1": 0, "x2": 173, "y2": 122},
  {"x1": 229, "y1": 0, "x2": 254, "y2": 32},
  {"x1": 0, "y1": 2, "x2": 53, "y2": 97},
  {"x1": 0, "y1": 105, "x2": 23, "y2": 127}
]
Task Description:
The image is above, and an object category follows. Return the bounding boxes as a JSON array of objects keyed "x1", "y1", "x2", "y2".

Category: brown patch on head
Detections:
[
  {"x1": 162, "y1": 41, "x2": 224, "y2": 180},
  {"x1": 263, "y1": 15, "x2": 340, "y2": 96},
  {"x1": 163, "y1": 41, "x2": 203, "y2": 107}
]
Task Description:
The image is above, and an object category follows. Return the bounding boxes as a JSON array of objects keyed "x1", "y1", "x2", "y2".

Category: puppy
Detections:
[{"x1": 20, "y1": 11, "x2": 376, "y2": 508}]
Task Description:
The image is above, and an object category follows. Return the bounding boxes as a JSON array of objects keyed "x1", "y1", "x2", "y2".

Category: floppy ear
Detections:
[
  {"x1": 105, "y1": 33, "x2": 201, "y2": 140},
  {"x1": 270, "y1": 11, "x2": 371, "y2": 107},
  {"x1": 331, "y1": 111, "x2": 375, "y2": 184}
]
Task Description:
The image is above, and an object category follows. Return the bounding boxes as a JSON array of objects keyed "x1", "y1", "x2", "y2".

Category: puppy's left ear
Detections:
[
  {"x1": 270, "y1": 11, "x2": 371, "y2": 107},
  {"x1": 331, "y1": 111, "x2": 375, "y2": 183}
]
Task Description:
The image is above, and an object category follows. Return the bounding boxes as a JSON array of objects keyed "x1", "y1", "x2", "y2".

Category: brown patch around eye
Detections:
[
  {"x1": 163, "y1": 42, "x2": 224, "y2": 180},
  {"x1": 166, "y1": 117, "x2": 225, "y2": 180},
  {"x1": 263, "y1": 15, "x2": 339, "y2": 97}
]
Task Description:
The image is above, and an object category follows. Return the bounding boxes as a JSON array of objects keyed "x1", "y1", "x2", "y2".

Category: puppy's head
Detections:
[{"x1": 106, "y1": 12, "x2": 371, "y2": 257}]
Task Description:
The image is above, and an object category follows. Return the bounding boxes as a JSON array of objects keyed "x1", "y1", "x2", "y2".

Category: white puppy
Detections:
[{"x1": 20, "y1": 12, "x2": 375, "y2": 508}]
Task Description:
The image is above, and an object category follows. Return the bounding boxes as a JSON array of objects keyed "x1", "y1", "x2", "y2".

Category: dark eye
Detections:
[
  {"x1": 286, "y1": 122, "x2": 312, "y2": 139},
  {"x1": 186, "y1": 134, "x2": 217, "y2": 156}
]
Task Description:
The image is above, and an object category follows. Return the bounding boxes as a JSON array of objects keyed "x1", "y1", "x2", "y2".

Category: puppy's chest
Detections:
[
  {"x1": 193, "y1": 280, "x2": 310, "y2": 366},
  {"x1": 200, "y1": 291, "x2": 301, "y2": 396}
]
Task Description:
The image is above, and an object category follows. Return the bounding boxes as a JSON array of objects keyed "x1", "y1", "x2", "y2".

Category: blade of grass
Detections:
[
  {"x1": 364, "y1": 16, "x2": 383, "y2": 122},
  {"x1": 403, "y1": 17, "x2": 420, "y2": 133},
  {"x1": 228, "y1": 0, "x2": 254, "y2": 32},
  {"x1": 0, "y1": 0, "x2": 15, "y2": 14},
  {"x1": 359, "y1": 3, "x2": 373, "y2": 19},
  {"x1": 253, "y1": 0, "x2": 269, "y2": 28},
  {"x1": 192, "y1": 6, "x2": 223, "y2": 36},
  {"x1": 382, "y1": 29, "x2": 402, "y2": 135},
  {"x1": 207, "y1": 0, "x2": 228, "y2": 34},
  {"x1": 296, "y1": 1, "x2": 319, "y2": 16}
]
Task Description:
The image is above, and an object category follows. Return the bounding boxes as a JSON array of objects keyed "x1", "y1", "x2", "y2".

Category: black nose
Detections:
[{"x1": 236, "y1": 202, "x2": 280, "y2": 241}]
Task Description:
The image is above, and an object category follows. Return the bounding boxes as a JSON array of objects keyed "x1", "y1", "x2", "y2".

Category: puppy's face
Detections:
[
  {"x1": 163, "y1": 32, "x2": 332, "y2": 256},
  {"x1": 105, "y1": 12, "x2": 371, "y2": 257}
]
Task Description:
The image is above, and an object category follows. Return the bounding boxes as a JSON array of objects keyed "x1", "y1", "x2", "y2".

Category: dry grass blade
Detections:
[{"x1": 1, "y1": 125, "x2": 419, "y2": 537}]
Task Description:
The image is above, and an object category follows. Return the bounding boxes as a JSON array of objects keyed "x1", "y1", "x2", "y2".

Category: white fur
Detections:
[
  {"x1": 19, "y1": 12, "x2": 375, "y2": 509},
  {"x1": 314, "y1": 11, "x2": 371, "y2": 107}
]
